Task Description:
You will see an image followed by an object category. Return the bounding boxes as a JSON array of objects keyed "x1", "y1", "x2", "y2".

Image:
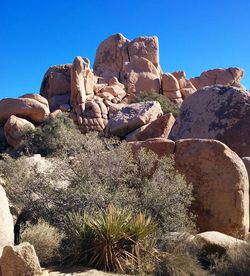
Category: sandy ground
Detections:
[{"x1": 42, "y1": 266, "x2": 123, "y2": 275}]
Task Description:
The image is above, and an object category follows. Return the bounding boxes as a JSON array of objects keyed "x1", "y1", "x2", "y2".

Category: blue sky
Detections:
[{"x1": 0, "y1": 0, "x2": 249, "y2": 99}]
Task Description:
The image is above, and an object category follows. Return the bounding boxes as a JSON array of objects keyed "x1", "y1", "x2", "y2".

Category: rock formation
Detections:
[
  {"x1": 4, "y1": 115, "x2": 35, "y2": 148},
  {"x1": 0, "y1": 95, "x2": 50, "y2": 124},
  {"x1": 170, "y1": 85, "x2": 250, "y2": 157},
  {"x1": 126, "y1": 113, "x2": 175, "y2": 142},
  {"x1": 190, "y1": 67, "x2": 245, "y2": 90},
  {"x1": 40, "y1": 64, "x2": 71, "y2": 111},
  {"x1": 105, "y1": 101, "x2": 163, "y2": 138},
  {"x1": 0, "y1": 242, "x2": 42, "y2": 275},
  {"x1": 0, "y1": 184, "x2": 14, "y2": 256},
  {"x1": 175, "y1": 139, "x2": 249, "y2": 239}
]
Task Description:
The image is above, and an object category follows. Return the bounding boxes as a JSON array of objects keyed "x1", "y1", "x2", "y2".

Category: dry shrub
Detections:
[
  {"x1": 21, "y1": 219, "x2": 63, "y2": 265},
  {"x1": 208, "y1": 244, "x2": 250, "y2": 276}
]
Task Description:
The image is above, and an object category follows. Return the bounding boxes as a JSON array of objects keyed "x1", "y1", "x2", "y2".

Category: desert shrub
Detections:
[
  {"x1": 18, "y1": 114, "x2": 87, "y2": 157},
  {"x1": 207, "y1": 244, "x2": 250, "y2": 276},
  {"x1": 156, "y1": 252, "x2": 208, "y2": 276},
  {"x1": 67, "y1": 206, "x2": 158, "y2": 274},
  {"x1": 1, "y1": 136, "x2": 194, "y2": 236},
  {"x1": 131, "y1": 91, "x2": 180, "y2": 117},
  {"x1": 21, "y1": 219, "x2": 63, "y2": 265}
]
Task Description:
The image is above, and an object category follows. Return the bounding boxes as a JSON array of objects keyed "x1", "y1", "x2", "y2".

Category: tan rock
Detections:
[
  {"x1": 0, "y1": 184, "x2": 14, "y2": 256},
  {"x1": 193, "y1": 231, "x2": 248, "y2": 255},
  {"x1": 175, "y1": 139, "x2": 249, "y2": 239},
  {"x1": 125, "y1": 71, "x2": 161, "y2": 96},
  {"x1": 70, "y1": 56, "x2": 96, "y2": 126},
  {"x1": 121, "y1": 57, "x2": 161, "y2": 96},
  {"x1": 170, "y1": 85, "x2": 250, "y2": 157},
  {"x1": 20, "y1": 93, "x2": 49, "y2": 108},
  {"x1": 48, "y1": 94, "x2": 70, "y2": 111},
  {"x1": 129, "y1": 138, "x2": 175, "y2": 157},
  {"x1": 4, "y1": 115, "x2": 35, "y2": 148},
  {"x1": 0, "y1": 97, "x2": 50, "y2": 123},
  {"x1": 172, "y1": 71, "x2": 196, "y2": 99},
  {"x1": 40, "y1": 64, "x2": 71, "y2": 100},
  {"x1": 72, "y1": 99, "x2": 108, "y2": 133},
  {"x1": 100, "y1": 86, "x2": 126, "y2": 101},
  {"x1": 105, "y1": 101, "x2": 163, "y2": 138},
  {"x1": 163, "y1": 90, "x2": 182, "y2": 99},
  {"x1": 190, "y1": 67, "x2": 244, "y2": 89},
  {"x1": 123, "y1": 57, "x2": 159, "y2": 75},
  {"x1": 126, "y1": 114, "x2": 175, "y2": 142},
  {"x1": 127, "y1": 36, "x2": 161, "y2": 72},
  {"x1": 162, "y1": 73, "x2": 180, "y2": 92},
  {"x1": 0, "y1": 242, "x2": 42, "y2": 275},
  {"x1": 93, "y1": 33, "x2": 129, "y2": 79}
]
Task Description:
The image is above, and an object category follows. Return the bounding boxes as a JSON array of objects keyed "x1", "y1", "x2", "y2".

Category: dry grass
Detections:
[{"x1": 21, "y1": 219, "x2": 64, "y2": 265}]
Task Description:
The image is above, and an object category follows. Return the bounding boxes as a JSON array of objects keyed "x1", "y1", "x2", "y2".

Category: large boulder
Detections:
[
  {"x1": 190, "y1": 67, "x2": 245, "y2": 90},
  {"x1": 4, "y1": 115, "x2": 35, "y2": 148},
  {"x1": 172, "y1": 71, "x2": 196, "y2": 99},
  {"x1": 129, "y1": 138, "x2": 175, "y2": 157},
  {"x1": 104, "y1": 101, "x2": 163, "y2": 138},
  {"x1": 126, "y1": 113, "x2": 175, "y2": 142},
  {"x1": 127, "y1": 36, "x2": 160, "y2": 72},
  {"x1": 0, "y1": 242, "x2": 41, "y2": 275},
  {"x1": 40, "y1": 64, "x2": 71, "y2": 99},
  {"x1": 0, "y1": 184, "x2": 14, "y2": 256},
  {"x1": 121, "y1": 57, "x2": 161, "y2": 96},
  {"x1": 70, "y1": 99, "x2": 108, "y2": 133},
  {"x1": 0, "y1": 96, "x2": 50, "y2": 123},
  {"x1": 93, "y1": 33, "x2": 161, "y2": 85},
  {"x1": 170, "y1": 85, "x2": 250, "y2": 157},
  {"x1": 162, "y1": 73, "x2": 182, "y2": 102},
  {"x1": 93, "y1": 33, "x2": 129, "y2": 79},
  {"x1": 193, "y1": 231, "x2": 248, "y2": 255},
  {"x1": 175, "y1": 139, "x2": 249, "y2": 239}
]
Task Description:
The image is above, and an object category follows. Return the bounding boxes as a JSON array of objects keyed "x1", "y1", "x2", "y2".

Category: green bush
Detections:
[
  {"x1": 67, "y1": 206, "x2": 157, "y2": 274},
  {"x1": 18, "y1": 114, "x2": 87, "y2": 157},
  {"x1": 131, "y1": 91, "x2": 180, "y2": 117},
  {"x1": 21, "y1": 219, "x2": 63, "y2": 265},
  {"x1": 1, "y1": 134, "x2": 194, "y2": 236}
]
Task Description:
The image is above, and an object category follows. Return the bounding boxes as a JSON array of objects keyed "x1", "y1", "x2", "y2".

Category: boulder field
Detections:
[{"x1": 0, "y1": 33, "x2": 250, "y2": 250}]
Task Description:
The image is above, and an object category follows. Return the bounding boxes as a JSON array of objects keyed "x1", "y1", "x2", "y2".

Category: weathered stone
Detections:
[
  {"x1": 129, "y1": 138, "x2": 175, "y2": 157},
  {"x1": 172, "y1": 71, "x2": 196, "y2": 99},
  {"x1": 48, "y1": 94, "x2": 70, "y2": 112},
  {"x1": 125, "y1": 71, "x2": 161, "y2": 95},
  {"x1": 93, "y1": 33, "x2": 129, "y2": 79},
  {"x1": 4, "y1": 115, "x2": 35, "y2": 148},
  {"x1": 121, "y1": 57, "x2": 161, "y2": 96},
  {"x1": 72, "y1": 99, "x2": 108, "y2": 133},
  {"x1": 105, "y1": 101, "x2": 163, "y2": 138},
  {"x1": 0, "y1": 184, "x2": 14, "y2": 256},
  {"x1": 190, "y1": 67, "x2": 244, "y2": 90},
  {"x1": 126, "y1": 114, "x2": 175, "y2": 142},
  {"x1": 0, "y1": 242, "x2": 41, "y2": 275},
  {"x1": 70, "y1": 56, "x2": 96, "y2": 125},
  {"x1": 127, "y1": 36, "x2": 160, "y2": 72},
  {"x1": 170, "y1": 85, "x2": 250, "y2": 157},
  {"x1": 19, "y1": 93, "x2": 49, "y2": 108},
  {"x1": 0, "y1": 96, "x2": 50, "y2": 123},
  {"x1": 40, "y1": 64, "x2": 71, "y2": 100},
  {"x1": 162, "y1": 73, "x2": 180, "y2": 92},
  {"x1": 175, "y1": 139, "x2": 249, "y2": 239},
  {"x1": 193, "y1": 231, "x2": 248, "y2": 255}
]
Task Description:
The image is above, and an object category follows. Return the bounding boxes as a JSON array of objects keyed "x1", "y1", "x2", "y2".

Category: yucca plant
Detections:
[{"x1": 67, "y1": 206, "x2": 158, "y2": 273}]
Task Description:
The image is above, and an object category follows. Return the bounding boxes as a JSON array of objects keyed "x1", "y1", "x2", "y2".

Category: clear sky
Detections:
[{"x1": 0, "y1": 0, "x2": 249, "y2": 99}]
